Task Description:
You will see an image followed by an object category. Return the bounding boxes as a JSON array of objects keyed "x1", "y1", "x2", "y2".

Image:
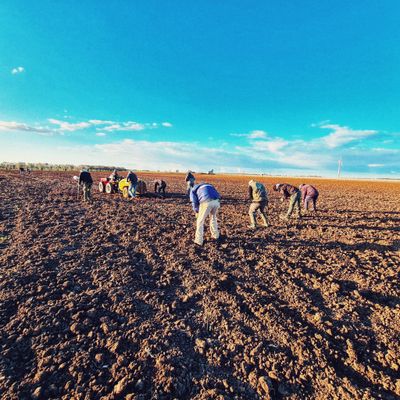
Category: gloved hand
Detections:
[
  {"x1": 280, "y1": 198, "x2": 284, "y2": 203},
  {"x1": 195, "y1": 213, "x2": 199, "y2": 219}
]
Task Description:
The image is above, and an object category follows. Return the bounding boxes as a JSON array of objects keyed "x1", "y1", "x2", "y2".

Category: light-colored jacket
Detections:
[{"x1": 249, "y1": 181, "x2": 268, "y2": 202}]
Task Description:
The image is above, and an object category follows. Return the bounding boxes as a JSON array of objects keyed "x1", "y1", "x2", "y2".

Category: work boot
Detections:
[
  {"x1": 215, "y1": 235, "x2": 226, "y2": 244},
  {"x1": 194, "y1": 242, "x2": 202, "y2": 254}
]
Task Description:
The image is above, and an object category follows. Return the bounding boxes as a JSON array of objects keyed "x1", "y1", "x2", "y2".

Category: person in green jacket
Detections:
[{"x1": 248, "y1": 180, "x2": 268, "y2": 229}]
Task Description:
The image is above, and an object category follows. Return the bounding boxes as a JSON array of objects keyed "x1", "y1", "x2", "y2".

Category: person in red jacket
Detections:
[{"x1": 299, "y1": 184, "x2": 319, "y2": 212}]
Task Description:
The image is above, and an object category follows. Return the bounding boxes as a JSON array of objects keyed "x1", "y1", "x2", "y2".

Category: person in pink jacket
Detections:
[{"x1": 299, "y1": 184, "x2": 319, "y2": 212}]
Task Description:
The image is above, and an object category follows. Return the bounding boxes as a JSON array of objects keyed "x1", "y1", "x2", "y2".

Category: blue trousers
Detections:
[{"x1": 129, "y1": 183, "x2": 137, "y2": 197}]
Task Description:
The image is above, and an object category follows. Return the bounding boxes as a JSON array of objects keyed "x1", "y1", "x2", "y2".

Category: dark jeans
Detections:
[{"x1": 156, "y1": 187, "x2": 166, "y2": 195}]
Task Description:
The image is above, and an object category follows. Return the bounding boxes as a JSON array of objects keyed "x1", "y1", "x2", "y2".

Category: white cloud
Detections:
[
  {"x1": 102, "y1": 122, "x2": 145, "y2": 132},
  {"x1": 278, "y1": 152, "x2": 325, "y2": 168},
  {"x1": 92, "y1": 139, "x2": 237, "y2": 171},
  {"x1": 2, "y1": 117, "x2": 397, "y2": 177},
  {"x1": 231, "y1": 130, "x2": 268, "y2": 139},
  {"x1": 161, "y1": 122, "x2": 173, "y2": 127},
  {"x1": 237, "y1": 138, "x2": 327, "y2": 169},
  {"x1": 371, "y1": 147, "x2": 399, "y2": 154},
  {"x1": 88, "y1": 119, "x2": 115, "y2": 125},
  {"x1": 248, "y1": 130, "x2": 267, "y2": 139},
  {"x1": 253, "y1": 138, "x2": 289, "y2": 154},
  {"x1": 11, "y1": 66, "x2": 25, "y2": 75},
  {"x1": 320, "y1": 124, "x2": 378, "y2": 148},
  {"x1": 0, "y1": 120, "x2": 52, "y2": 135},
  {"x1": 48, "y1": 118, "x2": 91, "y2": 131},
  {"x1": 1, "y1": 116, "x2": 168, "y2": 137},
  {"x1": 311, "y1": 120, "x2": 330, "y2": 128}
]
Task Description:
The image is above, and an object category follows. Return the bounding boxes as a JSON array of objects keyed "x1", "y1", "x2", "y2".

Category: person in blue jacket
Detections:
[{"x1": 190, "y1": 183, "x2": 221, "y2": 246}]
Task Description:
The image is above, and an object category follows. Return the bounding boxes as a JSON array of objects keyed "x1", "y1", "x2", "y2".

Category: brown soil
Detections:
[{"x1": 0, "y1": 171, "x2": 399, "y2": 400}]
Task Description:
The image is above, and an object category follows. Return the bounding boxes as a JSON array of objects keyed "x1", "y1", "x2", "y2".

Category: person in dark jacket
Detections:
[
  {"x1": 190, "y1": 183, "x2": 221, "y2": 246},
  {"x1": 185, "y1": 171, "x2": 195, "y2": 196},
  {"x1": 273, "y1": 183, "x2": 301, "y2": 220},
  {"x1": 126, "y1": 171, "x2": 138, "y2": 198},
  {"x1": 248, "y1": 180, "x2": 268, "y2": 229},
  {"x1": 79, "y1": 168, "x2": 93, "y2": 202},
  {"x1": 109, "y1": 169, "x2": 120, "y2": 182},
  {"x1": 299, "y1": 184, "x2": 319, "y2": 212},
  {"x1": 154, "y1": 179, "x2": 167, "y2": 197}
]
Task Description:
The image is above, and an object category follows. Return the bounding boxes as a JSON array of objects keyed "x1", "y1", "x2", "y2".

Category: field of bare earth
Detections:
[{"x1": 0, "y1": 170, "x2": 399, "y2": 399}]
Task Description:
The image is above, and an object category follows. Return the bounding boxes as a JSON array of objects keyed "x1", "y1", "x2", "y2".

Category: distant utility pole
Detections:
[{"x1": 337, "y1": 158, "x2": 342, "y2": 178}]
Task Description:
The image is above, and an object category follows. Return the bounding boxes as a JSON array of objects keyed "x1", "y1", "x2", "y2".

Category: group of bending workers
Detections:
[
  {"x1": 78, "y1": 168, "x2": 167, "y2": 202},
  {"x1": 109, "y1": 169, "x2": 167, "y2": 197},
  {"x1": 79, "y1": 168, "x2": 319, "y2": 247},
  {"x1": 189, "y1": 175, "x2": 319, "y2": 246}
]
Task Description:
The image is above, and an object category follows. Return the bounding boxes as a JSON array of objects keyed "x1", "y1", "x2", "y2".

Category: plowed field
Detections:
[{"x1": 0, "y1": 171, "x2": 399, "y2": 399}]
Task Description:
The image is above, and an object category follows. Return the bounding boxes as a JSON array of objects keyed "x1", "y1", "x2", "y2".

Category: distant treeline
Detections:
[{"x1": 0, "y1": 162, "x2": 127, "y2": 172}]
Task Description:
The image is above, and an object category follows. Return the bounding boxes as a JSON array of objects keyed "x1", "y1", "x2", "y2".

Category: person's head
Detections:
[
  {"x1": 273, "y1": 184, "x2": 280, "y2": 191},
  {"x1": 248, "y1": 180, "x2": 254, "y2": 186},
  {"x1": 81, "y1": 167, "x2": 88, "y2": 172},
  {"x1": 299, "y1": 184, "x2": 305, "y2": 189}
]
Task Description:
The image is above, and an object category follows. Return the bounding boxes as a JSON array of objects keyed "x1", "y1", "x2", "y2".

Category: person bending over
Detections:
[
  {"x1": 273, "y1": 183, "x2": 301, "y2": 220},
  {"x1": 190, "y1": 183, "x2": 221, "y2": 246},
  {"x1": 248, "y1": 180, "x2": 269, "y2": 229},
  {"x1": 299, "y1": 184, "x2": 319, "y2": 212}
]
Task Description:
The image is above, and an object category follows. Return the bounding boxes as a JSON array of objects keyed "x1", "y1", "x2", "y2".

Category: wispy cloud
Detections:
[
  {"x1": 0, "y1": 116, "x2": 173, "y2": 136},
  {"x1": 248, "y1": 130, "x2": 267, "y2": 139},
  {"x1": 1, "y1": 116, "x2": 397, "y2": 177},
  {"x1": 93, "y1": 139, "x2": 238, "y2": 171},
  {"x1": 88, "y1": 119, "x2": 115, "y2": 125},
  {"x1": 231, "y1": 130, "x2": 268, "y2": 139},
  {"x1": 252, "y1": 138, "x2": 289, "y2": 154},
  {"x1": 11, "y1": 66, "x2": 25, "y2": 75},
  {"x1": 48, "y1": 119, "x2": 91, "y2": 131},
  {"x1": 319, "y1": 123, "x2": 378, "y2": 148},
  {"x1": 371, "y1": 147, "x2": 399, "y2": 154},
  {"x1": 0, "y1": 121, "x2": 52, "y2": 135},
  {"x1": 102, "y1": 122, "x2": 145, "y2": 132},
  {"x1": 161, "y1": 122, "x2": 173, "y2": 127}
]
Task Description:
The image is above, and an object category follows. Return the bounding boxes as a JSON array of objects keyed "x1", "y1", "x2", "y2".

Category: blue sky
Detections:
[{"x1": 0, "y1": 1, "x2": 399, "y2": 177}]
